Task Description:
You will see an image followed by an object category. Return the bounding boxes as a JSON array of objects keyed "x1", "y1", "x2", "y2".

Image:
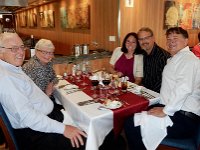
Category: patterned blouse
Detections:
[{"x1": 22, "y1": 56, "x2": 58, "y2": 92}]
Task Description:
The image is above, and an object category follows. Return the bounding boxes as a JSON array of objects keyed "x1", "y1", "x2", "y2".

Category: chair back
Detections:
[
  {"x1": 0, "y1": 103, "x2": 19, "y2": 150},
  {"x1": 161, "y1": 121, "x2": 200, "y2": 150}
]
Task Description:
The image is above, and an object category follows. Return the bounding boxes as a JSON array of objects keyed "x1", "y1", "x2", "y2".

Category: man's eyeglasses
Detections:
[
  {"x1": 37, "y1": 49, "x2": 54, "y2": 56},
  {"x1": 0, "y1": 45, "x2": 27, "y2": 53},
  {"x1": 138, "y1": 35, "x2": 152, "y2": 41}
]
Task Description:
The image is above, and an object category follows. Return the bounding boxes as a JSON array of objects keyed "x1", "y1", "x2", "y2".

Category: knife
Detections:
[{"x1": 78, "y1": 100, "x2": 97, "y2": 106}]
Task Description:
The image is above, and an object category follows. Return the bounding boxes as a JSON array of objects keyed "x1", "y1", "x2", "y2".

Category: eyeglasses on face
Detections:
[
  {"x1": 0, "y1": 45, "x2": 27, "y2": 53},
  {"x1": 37, "y1": 49, "x2": 54, "y2": 56},
  {"x1": 138, "y1": 35, "x2": 152, "y2": 41}
]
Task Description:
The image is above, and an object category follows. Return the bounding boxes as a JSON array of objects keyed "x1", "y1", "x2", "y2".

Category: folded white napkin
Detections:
[{"x1": 134, "y1": 111, "x2": 173, "y2": 150}]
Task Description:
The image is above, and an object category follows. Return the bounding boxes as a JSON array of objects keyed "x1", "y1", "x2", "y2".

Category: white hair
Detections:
[
  {"x1": 0, "y1": 32, "x2": 20, "y2": 47},
  {"x1": 35, "y1": 39, "x2": 55, "y2": 51}
]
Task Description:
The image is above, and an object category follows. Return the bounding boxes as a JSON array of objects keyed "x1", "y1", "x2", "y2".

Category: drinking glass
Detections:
[
  {"x1": 90, "y1": 75, "x2": 99, "y2": 98},
  {"x1": 80, "y1": 62, "x2": 88, "y2": 86},
  {"x1": 91, "y1": 79, "x2": 99, "y2": 98},
  {"x1": 81, "y1": 71, "x2": 88, "y2": 86},
  {"x1": 102, "y1": 73, "x2": 111, "y2": 98},
  {"x1": 121, "y1": 81, "x2": 127, "y2": 92},
  {"x1": 75, "y1": 64, "x2": 82, "y2": 82}
]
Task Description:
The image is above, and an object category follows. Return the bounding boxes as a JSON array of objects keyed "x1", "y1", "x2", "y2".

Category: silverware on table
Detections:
[
  {"x1": 127, "y1": 84, "x2": 137, "y2": 89},
  {"x1": 66, "y1": 89, "x2": 81, "y2": 94},
  {"x1": 65, "y1": 87, "x2": 86, "y2": 94},
  {"x1": 78, "y1": 100, "x2": 98, "y2": 106},
  {"x1": 141, "y1": 91, "x2": 155, "y2": 99},
  {"x1": 98, "y1": 106, "x2": 110, "y2": 110},
  {"x1": 58, "y1": 84, "x2": 70, "y2": 89}
]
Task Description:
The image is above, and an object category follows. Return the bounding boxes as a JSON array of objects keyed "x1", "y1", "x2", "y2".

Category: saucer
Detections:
[{"x1": 103, "y1": 100, "x2": 122, "y2": 109}]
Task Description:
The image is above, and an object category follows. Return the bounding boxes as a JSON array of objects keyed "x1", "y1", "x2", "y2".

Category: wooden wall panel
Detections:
[
  {"x1": 53, "y1": 57, "x2": 110, "y2": 75},
  {"x1": 16, "y1": 0, "x2": 200, "y2": 55},
  {"x1": 16, "y1": 0, "x2": 119, "y2": 55},
  {"x1": 120, "y1": 0, "x2": 200, "y2": 50}
]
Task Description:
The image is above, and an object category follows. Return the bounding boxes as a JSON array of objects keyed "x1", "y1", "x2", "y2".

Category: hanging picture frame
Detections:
[
  {"x1": 164, "y1": 0, "x2": 200, "y2": 29},
  {"x1": 28, "y1": 13, "x2": 37, "y2": 27},
  {"x1": 39, "y1": 10, "x2": 55, "y2": 28},
  {"x1": 60, "y1": 4, "x2": 90, "y2": 29}
]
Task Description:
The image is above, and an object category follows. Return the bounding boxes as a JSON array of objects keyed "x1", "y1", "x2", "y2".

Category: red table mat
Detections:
[{"x1": 65, "y1": 76, "x2": 149, "y2": 136}]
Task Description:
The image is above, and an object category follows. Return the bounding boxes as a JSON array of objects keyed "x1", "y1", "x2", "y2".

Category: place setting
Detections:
[
  {"x1": 98, "y1": 99, "x2": 123, "y2": 110},
  {"x1": 56, "y1": 79, "x2": 86, "y2": 95}
]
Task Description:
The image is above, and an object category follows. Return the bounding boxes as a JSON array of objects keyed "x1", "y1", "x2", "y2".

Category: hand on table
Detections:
[
  {"x1": 63, "y1": 125, "x2": 87, "y2": 148},
  {"x1": 147, "y1": 107, "x2": 166, "y2": 118}
]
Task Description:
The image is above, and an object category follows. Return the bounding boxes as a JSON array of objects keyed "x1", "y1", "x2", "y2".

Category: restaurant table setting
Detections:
[{"x1": 54, "y1": 73, "x2": 160, "y2": 150}]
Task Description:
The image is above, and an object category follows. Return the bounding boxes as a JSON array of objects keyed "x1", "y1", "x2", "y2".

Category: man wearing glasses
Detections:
[
  {"x1": 137, "y1": 27, "x2": 170, "y2": 93},
  {"x1": 0, "y1": 33, "x2": 86, "y2": 150},
  {"x1": 125, "y1": 27, "x2": 200, "y2": 150}
]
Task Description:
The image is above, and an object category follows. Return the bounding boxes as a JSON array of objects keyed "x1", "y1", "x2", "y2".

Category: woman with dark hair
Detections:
[{"x1": 109, "y1": 32, "x2": 143, "y2": 84}]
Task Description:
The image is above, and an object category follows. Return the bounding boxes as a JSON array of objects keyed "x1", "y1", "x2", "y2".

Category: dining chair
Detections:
[
  {"x1": 0, "y1": 103, "x2": 19, "y2": 150},
  {"x1": 160, "y1": 121, "x2": 200, "y2": 150}
]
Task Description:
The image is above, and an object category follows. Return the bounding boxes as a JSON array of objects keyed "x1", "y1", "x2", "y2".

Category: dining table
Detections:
[{"x1": 53, "y1": 75, "x2": 160, "y2": 150}]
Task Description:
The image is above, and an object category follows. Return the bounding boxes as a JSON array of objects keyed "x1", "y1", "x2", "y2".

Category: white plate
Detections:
[{"x1": 103, "y1": 101, "x2": 122, "y2": 109}]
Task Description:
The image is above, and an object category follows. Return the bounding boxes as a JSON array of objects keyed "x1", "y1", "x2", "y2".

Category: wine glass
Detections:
[
  {"x1": 90, "y1": 75, "x2": 99, "y2": 98},
  {"x1": 102, "y1": 73, "x2": 111, "y2": 89},
  {"x1": 75, "y1": 64, "x2": 82, "y2": 82},
  {"x1": 102, "y1": 73, "x2": 111, "y2": 98},
  {"x1": 109, "y1": 74, "x2": 120, "y2": 99},
  {"x1": 80, "y1": 62, "x2": 88, "y2": 86}
]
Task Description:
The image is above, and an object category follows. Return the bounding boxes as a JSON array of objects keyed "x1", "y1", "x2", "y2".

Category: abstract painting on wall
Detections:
[
  {"x1": 60, "y1": 7, "x2": 68, "y2": 29},
  {"x1": 39, "y1": 10, "x2": 55, "y2": 28},
  {"x1": 28, "y1": 13, "x2": 37, "y2": 27},
  {"x1": 60, "y1": 4, "x2": 90, "y2": 29},
  {"x1": 164, "y1": 0, "x2": 200, "y2": 29},
  {"x1": 18, "y1": 12, "x2": 27, "y2": 27}
]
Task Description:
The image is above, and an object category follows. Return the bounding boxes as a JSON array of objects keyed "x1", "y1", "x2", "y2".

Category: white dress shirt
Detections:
[
  {"x1": 0, "y1": 60, "x2": 65, "y2": 134},
  {"x1": 160, "y1": 46, "x2": 200, "y2": 116}
]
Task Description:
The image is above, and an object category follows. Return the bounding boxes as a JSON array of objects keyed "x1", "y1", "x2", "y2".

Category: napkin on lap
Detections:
[{"x1": 134, "y1": 111, "x2": 173, "y2": 150}]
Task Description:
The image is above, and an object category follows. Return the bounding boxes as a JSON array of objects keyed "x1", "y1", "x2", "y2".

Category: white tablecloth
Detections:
[{"x1": 54, "y1": 80, "x2": 113, "y2": 150}]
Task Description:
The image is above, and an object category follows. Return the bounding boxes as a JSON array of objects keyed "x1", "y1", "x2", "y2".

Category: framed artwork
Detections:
[
  {"x1": 164, "y1": 1, "x2": 178, "y2": 29},
  {"x1": 60, "y1": 7, "x2": 68, "y2": 29},
  {"x1": 28, "y1": 13, "x2": 37, "y2": 27},
  {"x1": 164, "y1": 0, "x2": 200, "y2": 29},
  {"x1": 19, "y1": 12, "x2": 27, "y2": 27},
  {"x1": 60, "y1": 4, "x2": 90, "y2": 29},
  {"x1": 39, "y1": 10, "x2": 55, "y2": 28}
]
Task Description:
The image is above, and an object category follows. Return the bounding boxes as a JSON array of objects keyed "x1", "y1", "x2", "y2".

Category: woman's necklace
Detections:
[{"x1": 125, "y1": 53, "x2": 133, "y2": 59}]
